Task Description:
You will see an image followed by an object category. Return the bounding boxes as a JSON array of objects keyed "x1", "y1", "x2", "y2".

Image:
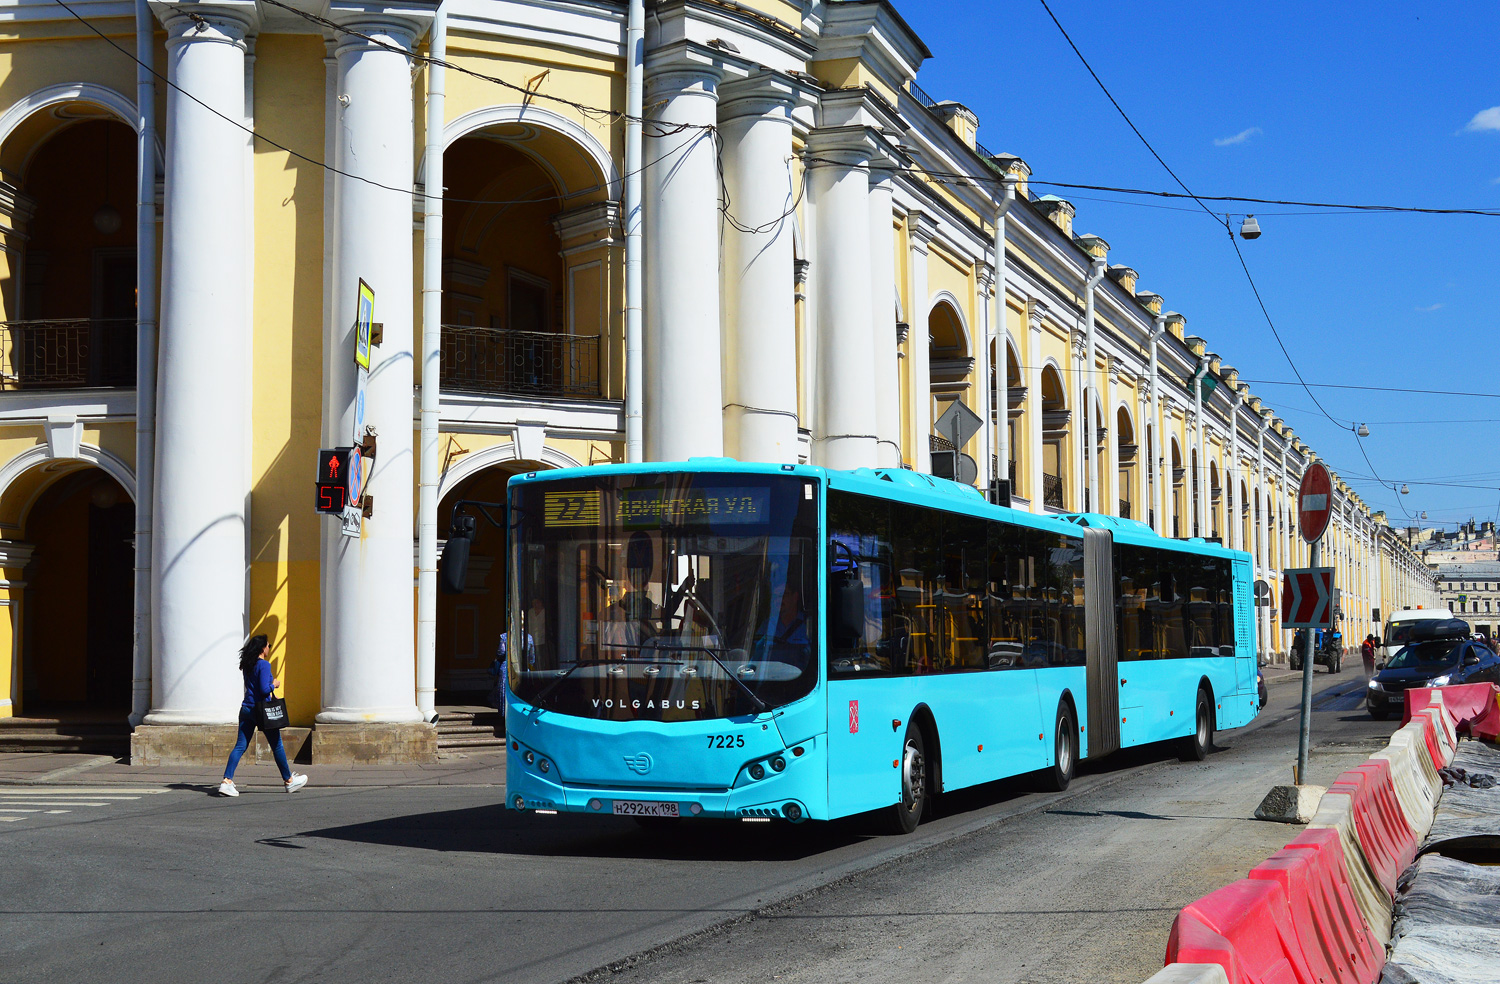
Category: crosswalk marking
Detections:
[{"x1": 0, "y1": 785, "x2": 173, "y2": 826}]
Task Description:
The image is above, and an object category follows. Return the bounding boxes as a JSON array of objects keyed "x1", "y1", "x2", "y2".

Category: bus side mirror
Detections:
[{"x1": 439, "y1": 514, "x2": 477, "y2": 595}]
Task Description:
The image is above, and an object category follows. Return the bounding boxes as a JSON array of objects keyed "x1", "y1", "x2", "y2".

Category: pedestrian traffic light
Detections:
[{"x1": 316, "y1": 447, "x2": 355, "y2": 514}]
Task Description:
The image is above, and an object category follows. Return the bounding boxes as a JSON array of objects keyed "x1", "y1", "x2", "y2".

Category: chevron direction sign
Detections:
[{"x1": 1282, "y1": 567, "x2": 1336, "y2": 628}]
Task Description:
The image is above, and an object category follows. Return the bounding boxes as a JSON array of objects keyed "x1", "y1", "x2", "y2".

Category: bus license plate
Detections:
[{"x1": 612, "y1": 800, "x2": 679, "y2": 818}]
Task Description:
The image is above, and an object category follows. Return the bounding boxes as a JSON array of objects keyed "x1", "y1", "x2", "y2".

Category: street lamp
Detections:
[
  {"x1": 1239, "y1": 215, "x2": 1262, "y2": 240},
  {"x1": 1353, "y1": 423, "x2": 1369, "y2": 438}
]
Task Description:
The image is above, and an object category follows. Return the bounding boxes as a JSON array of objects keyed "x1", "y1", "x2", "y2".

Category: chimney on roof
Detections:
[
  {"x1": 1136, "y1": 291, "x2": 1163, "y2": 315},
  {"x1": 1075, "y1": 233, "x2": 1109, "y2": 259},
  {"x1": 1162, "y1": 311, "x2": 1185, "y2": 340},
  {"x1": 931, "y1": 101, "x2": 978, "y2": 149},
  {"x1": 990, "y1": 153, "x2": 1031, "y2": 197},
  {"x1": 1107, "y1": 264, "x2": 1138, "y2": 294},
  {"x1": 1035, "y1": 196, "x2": 1075, "y2": 236}
]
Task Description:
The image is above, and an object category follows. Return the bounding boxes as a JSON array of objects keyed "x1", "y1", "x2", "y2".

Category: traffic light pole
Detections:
[{"x1": 1296, "y1": 537, "x2": 1320, "y2": 784}]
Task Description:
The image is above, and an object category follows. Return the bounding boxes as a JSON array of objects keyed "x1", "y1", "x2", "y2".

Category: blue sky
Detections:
[{"x1": 898, "y1": 1, "x2": 1500, "y2": 530}]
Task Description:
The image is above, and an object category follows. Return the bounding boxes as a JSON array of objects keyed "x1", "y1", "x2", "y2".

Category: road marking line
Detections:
[
  {"x1": 0, "y1": 788, "x2": 167, "y2": 795},
  {"x1": 0, "y1": 817, "x2": 21, "y2": 822},
  {"x1": 0, "y1": 801, "x2": 111, "y2": 807},
  {"x1": 45, "y1": 810, "x2": 69, "y2": 814},
  {"x1": 0, "y1": 809, "x2": 41, "y2": 813}
]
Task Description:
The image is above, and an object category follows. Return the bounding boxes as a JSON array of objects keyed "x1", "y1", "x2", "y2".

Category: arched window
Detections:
[
  {"x1": 1116, "y1": 406, "x2": 1136, "y2": 520},
  {"x1": 1040, "y1": 364, "x2": 1068, "y2": 510}
]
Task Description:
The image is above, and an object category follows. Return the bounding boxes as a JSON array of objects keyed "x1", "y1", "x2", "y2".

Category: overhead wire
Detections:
[{"x1": 1033, "y1": 0, "x2": 1422, "y2": 517}]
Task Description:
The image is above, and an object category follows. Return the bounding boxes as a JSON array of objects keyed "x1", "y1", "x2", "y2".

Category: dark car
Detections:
[
  {"x1": 1258, "y1": 666, "x2": 1268, "y2": 710},
  {"x1": 1366, "y1": 619, "x2": 1499, "y2": 720}
]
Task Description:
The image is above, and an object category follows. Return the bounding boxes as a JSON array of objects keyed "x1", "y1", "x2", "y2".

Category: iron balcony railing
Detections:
[
  {"x1": 441, "y1": 325, "x2": 600, "y2": 399},
  {"x1": 0, "y1": 319, "x2": 136, "y2": 389},
  {"x1": 1042, "y1": 472, "x2": 1064, "y2": 509}
]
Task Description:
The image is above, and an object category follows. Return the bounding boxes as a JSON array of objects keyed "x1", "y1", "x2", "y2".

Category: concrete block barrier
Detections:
[{"x1": 1250, "y1": 830, "x2": 1383, "y2": 984}]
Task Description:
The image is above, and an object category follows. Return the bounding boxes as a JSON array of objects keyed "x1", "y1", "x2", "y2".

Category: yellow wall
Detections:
[{"x1": 248, "y1": 34, "x2": 326, "y2": 725}]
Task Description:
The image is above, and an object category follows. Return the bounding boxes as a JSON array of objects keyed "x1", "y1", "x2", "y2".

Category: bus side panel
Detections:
[
  {"x1": 826, "y1": 679, "x2": 904, "y2": 818},
  {"x1": 1117, "y1": 657, "x2": 1242, "y2": 746},
  {"x1": 1221, "y1": 558, "x2": 1258, "y2": 730},
  {"x1": 1033, "y1": 666, "x2": 1088, "y2": 763},
  {"x1": 930, "y1": 669, "x2": 1047, "y2": 791}
]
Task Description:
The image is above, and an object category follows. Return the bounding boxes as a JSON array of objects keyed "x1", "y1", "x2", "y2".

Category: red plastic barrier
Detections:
[
  {"x1": 1326, "y1": 760, "x2": 1418, "y2": 894},
  {"x1": 1404, "y1": 683, "x2": 1500, "y2": 741},
  {"x1": 1165, "y1": 878, "x2": 1309, "y2": 984},
  {"x1": 1253, "y1": 828, "x2": 1384, "y2": 984}
]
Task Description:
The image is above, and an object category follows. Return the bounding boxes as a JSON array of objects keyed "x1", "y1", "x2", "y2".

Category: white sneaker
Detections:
[
  {"x1": 285, "y1": 773, "x2": 308, "y2": 793},
  {"x1": 217, "y1": 779, "x2": 239, "y2": 798}
]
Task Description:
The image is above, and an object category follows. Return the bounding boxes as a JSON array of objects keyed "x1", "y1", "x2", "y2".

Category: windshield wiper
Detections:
[
  {"x1": 529, "y1": 656, "x2": 682, "y2": 707},
  {"x1": 673, "y1": 579, "x2": 769, "y2": 714}
]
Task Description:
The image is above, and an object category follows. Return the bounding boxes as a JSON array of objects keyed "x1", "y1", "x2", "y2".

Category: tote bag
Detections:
[{"x1": 256, "y1": 692, "x2": 289, "y2": 732}]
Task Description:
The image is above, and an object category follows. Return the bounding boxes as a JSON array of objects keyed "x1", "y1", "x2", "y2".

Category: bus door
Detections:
[{"x1": 1082, "y1": 527, "x2": 1121, "y2": 758}]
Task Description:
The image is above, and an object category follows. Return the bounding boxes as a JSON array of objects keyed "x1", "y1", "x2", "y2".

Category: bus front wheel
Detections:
[
  {"x1": 879, "y1": 725, "x2": 929, "y2": 835},
  {"x1": 1040, "y1": 703, "x2": 1076, "y2": 792}
]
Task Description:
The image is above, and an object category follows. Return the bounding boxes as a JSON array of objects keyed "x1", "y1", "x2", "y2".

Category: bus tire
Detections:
[
  {"x1": 1181, "y1": 688, "x2": 1212, "y2": 762},
  {"x1": 879, "y1": 725, "x2": 929, "y2": 835},
  {"x1": 1040, "y1": 702, "x2": 1076, "y2": 792}
]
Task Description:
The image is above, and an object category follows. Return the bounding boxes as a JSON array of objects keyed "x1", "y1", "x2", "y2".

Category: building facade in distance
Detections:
[{"x1": 0, "y1": 0, "x2": 1437, "y2": 761}]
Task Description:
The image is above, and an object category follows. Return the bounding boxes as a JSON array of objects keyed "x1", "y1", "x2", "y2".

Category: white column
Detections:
[
  {"x1": 869, "y1": 172, "x2": 901, "y2": 468},
  {"x1": 319, "y1": 16, "x2": 424, "y2": 726},
  {"x1": 719, "y1": 76, "x2": 796, "y2": 463},
  {"x1": 908, "y1": 211, "x2": 937, "y2": 473},
  {"x1": 1148, "y1": 322, "x2": 1164, "y2": 533},
  {"x1": 1027, "y1": 305, "x2": 1045, "y2": 514},
  {"x1": 145, "y1": 8, "x2": 252, "y2": 726},
  {"x1": 1071, "y1": 334, "x2": 1086, "y2": 511},
  {"x1": 644, "y1": 62, "x2": 723, "y2": 460},
  {"x1": 1228, "y1": 395, "x2": 1242, "y2": 550},
  {"x1": 810, "y1": 127, "x2": 876, "y2": 470}
]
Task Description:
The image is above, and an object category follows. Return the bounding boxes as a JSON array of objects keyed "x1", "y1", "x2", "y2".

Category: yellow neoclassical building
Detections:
[{"x1": 0, "y1": 0, "x2": 1434, "y2": 762}]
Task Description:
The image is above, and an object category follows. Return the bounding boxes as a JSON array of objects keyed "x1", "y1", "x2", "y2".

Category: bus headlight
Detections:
[
  {"x1": 749, "y1": 762, "x2": 766, "y2": 781},
  {"x1": 538, "y1": 758, "x2": 551, "y2": 774},
  {"x1": 770, "y1": 756, "x2": 786, "y2": 773}
]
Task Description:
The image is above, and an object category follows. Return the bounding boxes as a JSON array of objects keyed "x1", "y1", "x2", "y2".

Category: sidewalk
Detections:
[{"x1": 0, "y1": 748, "x2": 510, "y2": 787}]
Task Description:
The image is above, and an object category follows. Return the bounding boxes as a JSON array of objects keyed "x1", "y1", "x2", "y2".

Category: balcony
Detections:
[
  {"x1": 441, "y1": 325, "x2": 600, "y2": 399},
  {"x1": 0, "y1": 319, "x2": 136, "y2": 390},
  {"x1": 1042, "y1": 472, "x2": 1064, "y2": 509}
]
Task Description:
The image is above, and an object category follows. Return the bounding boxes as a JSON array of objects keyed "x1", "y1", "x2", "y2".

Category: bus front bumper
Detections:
[{"x1": 506, "y1": 741, "x2": 824, "y2": 822}]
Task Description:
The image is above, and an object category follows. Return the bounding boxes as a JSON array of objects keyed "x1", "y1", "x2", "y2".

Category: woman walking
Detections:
[{"x1": 218, "y1": 634, "x2": 308, "y2": 796}]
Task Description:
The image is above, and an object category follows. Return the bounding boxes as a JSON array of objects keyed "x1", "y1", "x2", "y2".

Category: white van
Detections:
[{"x1": 1380, "y1": 608, "x2": 1457, "y2": 666}]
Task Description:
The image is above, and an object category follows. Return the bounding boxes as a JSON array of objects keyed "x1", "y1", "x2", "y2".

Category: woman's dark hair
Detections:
[{"x1": 239, "y1": 634, "x2": 269, "y2": 674}]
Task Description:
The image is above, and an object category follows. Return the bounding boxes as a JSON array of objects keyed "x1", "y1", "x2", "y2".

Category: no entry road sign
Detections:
[
  {"x1": 1298, "y1": 461, "x2": 1333, "y2": 543},
  {"x1": 1282, "y1": 567, "x2": 1335, "y2": 628}
]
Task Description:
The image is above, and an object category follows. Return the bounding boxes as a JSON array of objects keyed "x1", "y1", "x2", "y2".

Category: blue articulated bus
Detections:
[{"x1": 498, "y1": 460, "x2": 1259, "y2": 833}]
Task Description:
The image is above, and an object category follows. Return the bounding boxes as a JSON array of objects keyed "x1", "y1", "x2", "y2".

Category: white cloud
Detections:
[
  {"x1": 1465, "y1": 107, "x2": 1500, "y2": 132},
  {"x1": 1415, "y1": 303, "x2": 1443, "y2": 312},
  {"x1": 1213, "y1": 127, "x2": 1262, "y2": 147}
]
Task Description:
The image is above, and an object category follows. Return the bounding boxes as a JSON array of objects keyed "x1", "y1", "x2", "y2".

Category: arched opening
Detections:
[
  {"x1": 1241, "y1": 480, "x2": 1251, "y2": 550},
  {"x1": 1039, "y1": 364, "x2": 1068, "y2": 510},
  {"x1": 989, "y1": 339, "x2": 1022, "y2": 490},
  {"x1": 2, "y1": 112, "x2": 138, "y2": 388},
  {"x1": 14, "y1": 466, "x2": 134, "y2": 716},
  {"x1": 928, "y1": 299, "x2": 972, "y2": 471},
  {"x1": 435, "y1": 459, "x2": 542, "y2": 703},
  {"x1": 1144, "y1": 422, "x2": 1156, "y2": 529},
  {"x1": 1209, "y1": 460, "x2": 1222, "y2": 539},
  {"x1": 1116, "y1": 407, "x2": 1135, "y2": 519},
  {"x1": 440, "y1": 119, "x2": 610, "y2": 401},
  {"x1": 1170, "y1": 439, "x2": 1184, "y2": 537}
]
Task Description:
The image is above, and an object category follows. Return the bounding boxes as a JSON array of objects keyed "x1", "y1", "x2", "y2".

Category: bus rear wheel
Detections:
[
  {"x1": 1180, "y1": 688, "x2": 1213, "y2": 762},
  {"x1": 1039, "y1": 702, "x2": 1076, "y2": 792},
  {"x1": 879, "y1": 725, "x2": 928, "y2": 835}
]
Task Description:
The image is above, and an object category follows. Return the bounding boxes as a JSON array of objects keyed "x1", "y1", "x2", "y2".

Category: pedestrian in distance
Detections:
[
  {"x1": 217, "y1": 634, "x2": 308, "y2": 797},
  {"x1": 1361, "y1": 634, "x2": 1377, "y2": 677}
]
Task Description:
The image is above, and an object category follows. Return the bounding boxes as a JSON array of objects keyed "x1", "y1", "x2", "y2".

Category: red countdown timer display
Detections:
[{"x1": 316, "y1": 447, "x2": 355, "y2": 515}]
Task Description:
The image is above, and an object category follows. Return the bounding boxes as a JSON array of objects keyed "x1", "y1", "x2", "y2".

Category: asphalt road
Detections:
[{"x1": 0, "y1": 663, "x2": 1392, "y2": 984}]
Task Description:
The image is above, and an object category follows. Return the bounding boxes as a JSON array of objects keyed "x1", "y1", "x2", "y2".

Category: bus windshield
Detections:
[{"x1": 509, "y1": 472, "x2": 820, "y2": 722}]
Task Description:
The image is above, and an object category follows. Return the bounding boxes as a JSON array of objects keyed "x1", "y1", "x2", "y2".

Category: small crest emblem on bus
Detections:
[
  {"x1": 623, "y1": 753, "x2": 653, "y2": 775},
  {"x1": 849, "y1": 701, "x2": 859, "y2": 734}
]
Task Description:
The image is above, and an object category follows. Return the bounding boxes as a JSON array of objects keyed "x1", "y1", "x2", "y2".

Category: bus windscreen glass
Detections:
[{"x1": 510, "y1": 473, "x2": 819, "y2": 721}]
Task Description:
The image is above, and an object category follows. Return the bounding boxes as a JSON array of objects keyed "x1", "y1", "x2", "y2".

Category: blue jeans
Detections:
[{"x1": 223, "y1": 708, "x2": 291, "y2": 782}]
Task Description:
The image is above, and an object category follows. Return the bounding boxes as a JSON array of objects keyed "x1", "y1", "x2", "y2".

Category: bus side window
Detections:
[{"x1": 826, "y1": 492, "x2": 895, "y2": 676}]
